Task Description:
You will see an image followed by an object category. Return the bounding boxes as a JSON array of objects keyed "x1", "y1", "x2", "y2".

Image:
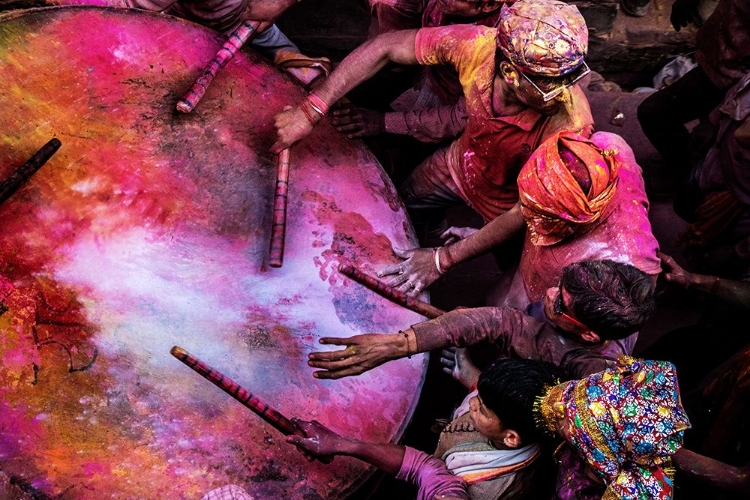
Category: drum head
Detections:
[{"x1": 0, "y1": 7, "x2": 426, "y2": 499}]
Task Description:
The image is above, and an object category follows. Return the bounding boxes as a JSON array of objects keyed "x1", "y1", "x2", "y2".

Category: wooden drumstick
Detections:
[
  {"x1": 170, "y1": 346, "x2": 332, "y2": 463},
  {"x1": 0, "y1": 138, "x2": 61, "y2": 206},
  {"x1": 268, "y1": 148, "x2": 290, "y2": 268},
  {"x1": 176, "y1": 21, "x2": 260, "y2": 113},
  {"x1": 171, "y1": 345, "x2": 299, "y2": 434},
  {"x1": 338, "y1": 264, "x2": 446, "y2": 319}
]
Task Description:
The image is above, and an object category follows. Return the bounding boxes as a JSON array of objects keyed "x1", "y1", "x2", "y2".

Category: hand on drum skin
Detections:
[
  {"x1": 659, "y1": 251, "x2": 697, "y2": 289},
  {"x1": 272, "y1": 105, "x2": 314, "y2": 153},
  {"x1": 286, "y1": 419, "x2": 341, "y2": 461},
  {"x1": 331, "y1": 104, "x2": 384, "y2": 139},
  {"x1": 378, "y1": 247, "x2": 440, "y2": 296},
  {"x1": 308, "y1": 333, "x2": 403, "y2": 379},
  {"x1": 670, "y1": 0, "x2": 701, "y2": 31},
  {"x1": 440, "y1": 226, "x2": 478, "y2": 245}
]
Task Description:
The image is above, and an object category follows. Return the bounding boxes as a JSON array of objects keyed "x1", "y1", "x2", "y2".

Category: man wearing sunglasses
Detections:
[
  {"x1": 273, "y1": 0, "x2": 593, "y2": 225},
  {"x1": 305, "y1": 259, "x2": 655, "y2": 381}
]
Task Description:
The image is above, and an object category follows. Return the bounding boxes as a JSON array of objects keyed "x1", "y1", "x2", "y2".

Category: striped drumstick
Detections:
[
  {"x1": 0, "y1": 138, "x2": 61, "y2": 206},
  {"x1": 171, "y1": 345, "x2": 298, "y2": 434},
  {"x1": 176, "y1": 21, "x2": 260, "y2": 113},
  {"x1": 338, "y1": 264, "x2": 446, "y2": 319},
  {"x1": 170, "y1": 346, "x2": 333, "y2": 464},
  {"x1": 268, "y1": 148, "x2": 290, "y2": 268}
]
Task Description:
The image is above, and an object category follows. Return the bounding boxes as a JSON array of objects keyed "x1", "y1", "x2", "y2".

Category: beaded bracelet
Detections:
[
  {"x1": 433, "y1": 247, "x2": 448, "y2": 275},
  {"x1": 400, "y1": 330, "x2": 412, "y2": 359}
]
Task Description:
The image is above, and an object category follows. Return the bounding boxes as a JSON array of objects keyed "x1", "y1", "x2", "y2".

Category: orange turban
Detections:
[{"x1": 518, "y1": 131, "x2": 619, "y2": 246}]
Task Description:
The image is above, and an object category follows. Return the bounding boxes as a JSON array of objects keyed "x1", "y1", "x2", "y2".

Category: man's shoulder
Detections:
[
  {"x1": 416, "y1": 24, "x2": 497, "y2": 55},
  {"x1": 419, "y1": 23, "x2": 496, "y2": 38}
]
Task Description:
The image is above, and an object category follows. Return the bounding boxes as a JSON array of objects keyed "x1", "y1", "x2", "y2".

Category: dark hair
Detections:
[
  {"x1": 477, "y1": 359, "x2": 560, "y2": 445},
  {"x1": 561, "y1": 259, "x2": 655, "y2": 340}
]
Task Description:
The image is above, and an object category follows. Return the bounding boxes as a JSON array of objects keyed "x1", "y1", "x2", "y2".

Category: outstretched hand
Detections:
[
  {"x1": 670, "y1": 0, "x2": 701, "y2": 31},
  {"x1": 378, "y1": 247, "x2": 441, "y2": 296},
  {"x1": 331, "y1": 103, "x2": 384, "y2": 139},
  {"x1": 286, "y1": 419, "x2": 343, "y2": 461},
  {"x1": 308, "y1": 333, "x2": 405, "y2": 379},
  {"x1": 272, "y1": 105, "x2": 315, "y2": 153}
]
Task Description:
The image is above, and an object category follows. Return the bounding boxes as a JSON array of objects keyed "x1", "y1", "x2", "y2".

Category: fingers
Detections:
[
  {"x1": 312, "y1": 366, "x2": 366, "y2": 379},
  {"x1": 308, "y1": 344, "x2": 357, "y2": 362},
  {"x1": 407, "y1": 278, "x2": 427, "y2": 296},
  {"x1": 318, "y1": 337, "x2": 358, "y2": 346},
  {"x1": 386, "y1": 272, "x2": 411, "y2": 289},
  {"x1": 378, "y1": 263, "x2": 405, "y2": 278},
  {"x1": 658, "y1": 252, "x2": 680, "y2": 274},
  {"x1": 332, "y1": 123, "x2": 362, "y2": 133},
  {"x1": 308, "y1": 356, "x2": 362, "y2": 371},
  {"x1": 292, "y1": 418, "x2": 313, "y2": 435},
  {"x1": 439, "y1": 350, "x2": 456, "y2": 375}
]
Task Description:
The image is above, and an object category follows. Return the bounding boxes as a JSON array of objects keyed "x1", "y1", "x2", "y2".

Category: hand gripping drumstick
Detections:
[
  {"x1": 0, "y1": 138, "x2": 61, "y2": 206},
  {"x1": 268, "y1": 148, "x2": 290, "y2": 268},
  {"x1": 170, "y1": 346, "x2": 333, "y2": 463},
  {"x1": 176, "y1": 21, "x2": 260, "y2": 113},
  {"x1": 338, "y1": 264, "x2": 446, "y2": 319}
]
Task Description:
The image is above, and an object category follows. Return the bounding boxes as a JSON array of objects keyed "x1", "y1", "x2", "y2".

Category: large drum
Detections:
[{"x1": 0, "y1": 7, "x2": 427, "y2": 499}]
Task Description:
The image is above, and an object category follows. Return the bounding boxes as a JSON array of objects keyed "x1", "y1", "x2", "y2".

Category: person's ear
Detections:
[
  {"x1": 499, "y1": 62, "x2": 519, "y2": 88},
  {"x1": 501, "y1": 429, "x2": 522, "y2": 449},
  {"x1": 579, "y1": 330, "x2": 601, "y2": 343},
  {"x1": 480, "y1": 2, "x2": 501, "y2": 13}
]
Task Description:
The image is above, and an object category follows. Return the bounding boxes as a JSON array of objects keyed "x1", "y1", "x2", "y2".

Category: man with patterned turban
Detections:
[
  {"x1": 274, "y1": 0, "x2": 594, "y2": 259},
  {"x1": 537, "y1": 357, "x2": 691, "y2": 499},
  {"x1": 383, "y1": 131, "x2": 661, "y2": 308},
  {"x1": 333, "y1": 0, "x2": 510, "y2": 144}
]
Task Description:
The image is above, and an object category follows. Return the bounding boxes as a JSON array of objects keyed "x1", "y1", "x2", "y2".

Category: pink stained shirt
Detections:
[
  {"x1": 382, "y1": 2, "x2": 505, "y2": 143},
  {"x1": 419, "y1": 1, "x2": 505, "y2": 105},
  {"x1": 518, "y1": 132, "x2": 661, "y2": 304},
  {"x1": 396, "y1": 446, "x2": 470, "y2": 500},
  {"x1": 413, "y1": 25, "x2": 594, "y2": 222}
]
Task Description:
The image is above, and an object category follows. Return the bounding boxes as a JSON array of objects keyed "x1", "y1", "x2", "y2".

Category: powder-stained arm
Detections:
[{"x1": 272, "y1": 29, "x2": 419, "y2": 152}]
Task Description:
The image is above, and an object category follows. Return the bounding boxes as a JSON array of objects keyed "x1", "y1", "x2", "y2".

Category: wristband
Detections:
[
  {"x1": 307, "y1": 92, "x2": 329, "y2": 116},
  {"x1": 400, "y1": 330, "x2": 412, "y2": 359},
  {"x1": 299, "y1": 102, "x2": 321, "y2": 125},
  {"x1": 433, "y1": 248, "x2": 448, "y2": 275}
]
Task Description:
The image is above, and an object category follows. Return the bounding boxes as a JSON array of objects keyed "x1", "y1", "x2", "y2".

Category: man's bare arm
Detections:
[
  {"x1": 442, "y1": 203, "x2": 526, "y2": 269},
  {"x1": 272, "y1": 29, "x2": 419, "y2": 152}
]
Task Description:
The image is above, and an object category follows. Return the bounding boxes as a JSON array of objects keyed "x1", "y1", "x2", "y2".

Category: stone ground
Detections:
[{"x1": 278, "y1": 2, "x2": 705, "y2": 498}]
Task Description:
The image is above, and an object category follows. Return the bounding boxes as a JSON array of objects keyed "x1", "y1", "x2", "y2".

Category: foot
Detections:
[{"x1": 440, "y1": 347, "x2": 480, "y2": 390}]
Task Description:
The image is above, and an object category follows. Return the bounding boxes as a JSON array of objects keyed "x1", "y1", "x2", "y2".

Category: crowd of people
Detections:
[
  {"x1": 2, "y1": 0, "x2": 747, "y2": 497},
  {"x1": 267, "y1": 0, "x2": 750, "y2": 498}
]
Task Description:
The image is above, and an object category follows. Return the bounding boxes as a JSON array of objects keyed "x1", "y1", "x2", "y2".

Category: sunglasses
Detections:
[
  {"x1": 553, "y1": 285, "x2": 592, "y2": 332},
  {"x1": 515, "y1": 62, "x2": 591, "y2": 102}
]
